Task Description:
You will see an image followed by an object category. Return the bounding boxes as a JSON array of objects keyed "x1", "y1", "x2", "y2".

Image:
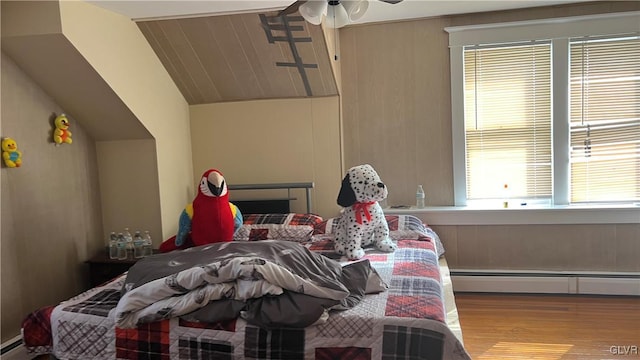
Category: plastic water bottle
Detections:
[
  {"x1": 143, "y1": 230, "x2": 153, "y2": 257},
  {"x1": 116, "y1": 233, "x2": 127, "y2": 260},
  {"x1": 133, "y1": 231, "x2": 145, "y2": 258},
  {"x1": 416, "y1": 185, "x2": 426, "y2": 208},
  {"x1": 123, "y1": 228, "x2": 133, "y2": 259},
  {"x1": 108, "y1": 232, "x2": 118, "y2": 259}
]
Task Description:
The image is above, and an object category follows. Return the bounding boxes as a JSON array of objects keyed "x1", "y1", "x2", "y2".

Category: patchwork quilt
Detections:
[{"x1": 22, "y1": 237, "x2": 471, "y2": 359}]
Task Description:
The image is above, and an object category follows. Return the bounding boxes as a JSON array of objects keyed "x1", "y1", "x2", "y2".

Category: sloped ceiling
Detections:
[{"x1": 137, "y1": 11, "x2": 337, "y2": 105}]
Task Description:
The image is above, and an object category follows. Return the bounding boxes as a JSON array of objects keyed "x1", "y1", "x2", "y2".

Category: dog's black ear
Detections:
[{"x1": 337, "y1": 173, "x2": 357, "y2": 207}]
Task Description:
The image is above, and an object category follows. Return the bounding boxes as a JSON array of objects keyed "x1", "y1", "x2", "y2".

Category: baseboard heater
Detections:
[
  {"x1": 450, "y1": 269, "x2": 640, "y2": 296},
  {"x1": 1, "y1": 335, "x2": 24, "y2": 359}
]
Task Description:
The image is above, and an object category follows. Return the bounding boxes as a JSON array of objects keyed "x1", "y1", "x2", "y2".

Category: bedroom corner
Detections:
[
  {"x1": 1, "y1": 0, "x2": 191, "y2": 345},
  {"x1": 189, "y1": 96, "x2": 343, "y2": 219}
]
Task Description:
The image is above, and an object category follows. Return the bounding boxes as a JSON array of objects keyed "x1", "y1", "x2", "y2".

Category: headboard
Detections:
[{"x1": 228, "y1": 182, "x2": 314, "y2": 214}]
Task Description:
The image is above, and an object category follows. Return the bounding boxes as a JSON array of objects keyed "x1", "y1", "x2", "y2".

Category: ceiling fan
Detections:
[{"x1": 279, "y1": 0, "x2": 404, "y2": 28}]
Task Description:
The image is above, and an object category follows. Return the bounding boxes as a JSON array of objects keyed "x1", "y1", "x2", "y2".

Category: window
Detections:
[
  {"x1": 463, "y1": 43, "x2": 552, "y2": 202},
  {"x1": 446, "y1": 12, "x2": 640, "y2": 206},
  {"x1": 569, "y1": 36, "x2": 640, "y2": 203}
]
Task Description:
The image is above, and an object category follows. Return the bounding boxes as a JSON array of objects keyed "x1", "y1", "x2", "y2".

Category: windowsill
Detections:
[{"x1": 383, "y1": 204, "x2": 640, "y2": 225}]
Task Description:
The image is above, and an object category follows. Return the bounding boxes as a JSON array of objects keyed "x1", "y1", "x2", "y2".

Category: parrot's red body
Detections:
[
  {"x1": 159, "y1": 169, "x2": 241, "y2": 253},
  {"x1": 190, "y1": 169, "x2": 235, "y2": 246}
]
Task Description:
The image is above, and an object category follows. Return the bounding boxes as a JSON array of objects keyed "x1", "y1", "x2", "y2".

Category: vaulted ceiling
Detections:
[
  {"x1": 137, "y1": 11, "x2": 337, "y2": 105},
  {"x1": 124, "y1": 1, "x2": 597, "y2": 106}
]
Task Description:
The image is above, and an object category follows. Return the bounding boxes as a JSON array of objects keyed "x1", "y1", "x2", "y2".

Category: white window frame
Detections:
[{"x1": 446, "y1": 11, "x2": 640, "y2": 207}]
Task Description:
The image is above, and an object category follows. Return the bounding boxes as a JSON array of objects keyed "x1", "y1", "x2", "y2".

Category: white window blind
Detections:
[
  {"x1": 463, "y1": 43, "x2": 552, "y2": 201},
  {"x1": 569, "y1": 36, "x2": 640, "y2": 203}
]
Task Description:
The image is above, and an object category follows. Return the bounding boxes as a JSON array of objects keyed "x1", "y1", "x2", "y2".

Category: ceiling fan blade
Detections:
[
  {"x1": 377, "y1": 0, "x2": 404, "y2": 4},
  {"x1": 278, "y1": 0, "x2": 308, "y2": 16}
]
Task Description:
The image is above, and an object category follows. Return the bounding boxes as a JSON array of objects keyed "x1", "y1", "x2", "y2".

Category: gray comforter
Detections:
[{"x1": 115, "y1": 240, "x2": 382, "y2": 329}]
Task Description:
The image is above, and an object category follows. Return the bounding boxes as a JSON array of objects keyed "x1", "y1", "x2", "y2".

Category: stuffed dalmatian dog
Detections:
[{"x1": 334, "y1": 164, "x2": 397, "y2": 260}]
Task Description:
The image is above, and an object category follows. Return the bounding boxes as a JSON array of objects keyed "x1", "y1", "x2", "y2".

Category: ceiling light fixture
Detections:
[{"x1": 299, "y1": 0, "x2": 369, "y2": 28}]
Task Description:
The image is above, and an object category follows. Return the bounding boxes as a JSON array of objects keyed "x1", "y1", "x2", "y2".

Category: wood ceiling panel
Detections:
[
  {"x1": 304, "y1": 24, "x2": 338, "y2": 96},
  {"x1": 155, "y1": 19, "x2": 222, "y2": 103},
  {"x1": 262, "y1": 16, "x2": 324, "y2": 97},
  {"x1": 137, "y1": 21, "x2": 202, "y2": 104},
  {"x1": 212, "y1": 16, "x2": 265, "y2": 100},
  {"x1": 276, "y1": 16, "x2": 321, "y2": 97},
  {"x1": 178, "y1": 17, "x2": 246, "y2": 100},
  {"x1": 199, "y1": 16, "x2": 258, "y2": 100},
  {"x1": 237, "y1": 13, "x2": 295, "y2": 98},
  {"x1": 232, "y1": 13, "x2": 272, "y2": 97},
  {"x1": 138, "y1": 12, "x2": 338, "y2": 105},
  {"x1": 260, "y1": 14, "x2": 308, "y2": 98}
]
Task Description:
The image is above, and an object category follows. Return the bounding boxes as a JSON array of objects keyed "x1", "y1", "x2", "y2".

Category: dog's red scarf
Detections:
[{"x1": 352, "y1": 201, "x2": 376, "y2": 224}]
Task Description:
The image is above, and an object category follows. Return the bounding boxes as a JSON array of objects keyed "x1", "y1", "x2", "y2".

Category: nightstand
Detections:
[{"x1": 85, "y1": 250, "x2": 157, "y2": 288}]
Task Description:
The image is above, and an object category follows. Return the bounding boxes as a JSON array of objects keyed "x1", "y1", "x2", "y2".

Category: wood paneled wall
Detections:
[
  {"x1": 434, "y1": 223, "x2": 640, "y2": 272},
  {"x1": 340, "y1": 2, "x2": 640, "y2": 272},
  {"x1": 341, "y1": 17, "x2": 453, "y2": 207},
  {"x1": 341, "y1": 1, "x2": 640, "y2": 208}
]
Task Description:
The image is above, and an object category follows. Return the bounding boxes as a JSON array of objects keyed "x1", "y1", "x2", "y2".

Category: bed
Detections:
[{"x1": 22, "y1": 213, "x2": 470, "y2": 360}]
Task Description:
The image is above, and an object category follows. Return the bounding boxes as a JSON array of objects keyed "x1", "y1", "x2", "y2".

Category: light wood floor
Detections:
[{"x1": 455, "y1": 293, "x2": 640, "y2": 360}]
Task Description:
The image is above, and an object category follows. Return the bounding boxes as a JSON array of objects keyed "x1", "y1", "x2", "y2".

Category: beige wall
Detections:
[
  {"x1": 0, "y1": 0, "x2": 192, "y2": 342},
  {"x1": 0, "y1": 1, "x2": 61, "y2": 37},
  {"x1": 58, "y1": 1, "x2": 193, "y2": 240},
  {"x1": 340, "y1": 2, "x2": 640, "y2": 272},
  {"x1": 96, "y1": 140, "x2": 162, "y2": 241},
  {"x1": 1, "y1": 53, "x2": 103, "y2": 342},
  {"x1": 1, "y1": 0, "x2": 190, "y2": 243},
  {"x1": 190, "y1": 96, "x2": 343, "y2": 219}
]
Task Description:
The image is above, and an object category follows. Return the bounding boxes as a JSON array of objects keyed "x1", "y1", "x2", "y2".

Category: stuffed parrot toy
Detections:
[{"x1": 160, "y1": 169, "x2": 242, "y2": 252}]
